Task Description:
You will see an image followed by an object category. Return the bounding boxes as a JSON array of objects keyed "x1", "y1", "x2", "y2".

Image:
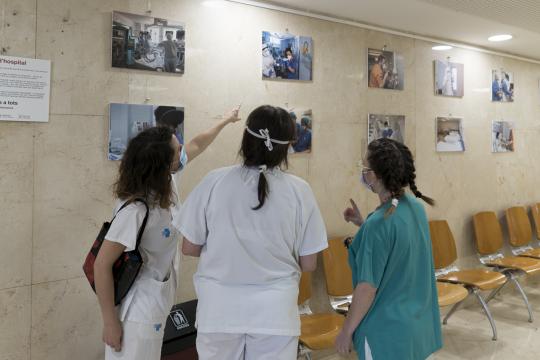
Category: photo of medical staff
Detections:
[
  {"x1": 492, "y1": 121, "x2": 514, "y2": 152},
  {"x1": 436, "y1": 117, "x2": 465, "y2": 152},
  {"x1": 434, "y1": 60, "x2": 464, "y2": 97},
  {"x1": 368, "y1": 48, "x2": 404, "y2": 90},
  {"x1": 368, "y1": 114, "x2": 405, "y2": 144},
  {"x1": 262, "y1": 31, "x2": 313, "y2": 81},
  {"x1": 288, "y1": 108, "x2": 312, "y2": 154},
  {"x1": 112, "y1": 11, "x2": 185, "y2": 74},
  {"x1": 108, "y1": 103, "x2": 184, "y2": 160},
  {"x1": 492, "y1": 69, "x2": 514, "y2": 102}
]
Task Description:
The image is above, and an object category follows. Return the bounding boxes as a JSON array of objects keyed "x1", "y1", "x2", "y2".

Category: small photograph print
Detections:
[
  {"x1": 288, "y1": 108, "x2": 312, "y2": 154},
  {"x1": 492, "y1": 69, "x2": 514, "y2": 102},
  {"x1": 368, "y1": 48, "x2": 404, "y2": 90},
  {"x1": 492, "y1": 121, "x2": 514, "y2": 153},
  {"x1": 112, "y1": 11, "x2": 185, "y2": 74},
  {"x1": 108, "y1": 103, "x2": 184, "y2": 160},
  {"x1": 434, "y1": 60, "x2": 464, "y2": 97},
  {"x1": 368, "y1": 114, "x2": 405, "y2": 144},
  {"x1": 262, "y1": 31, "x2": 313, "y2": 81},
  {"x1": 436, "y1": 117, "x2": 465, "y2": 152}
]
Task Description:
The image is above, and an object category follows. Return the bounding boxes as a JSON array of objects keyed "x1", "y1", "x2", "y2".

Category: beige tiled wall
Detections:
[{"x1": 1, "y1": 0, "x2": 540, "y2": 358}]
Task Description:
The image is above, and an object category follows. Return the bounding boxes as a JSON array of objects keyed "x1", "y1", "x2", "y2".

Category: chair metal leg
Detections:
[
  {"x1": 485, "y1": 280, "x2": 509, "y2": 304},
  {"x1": 297, "y1": 343, "x2": 312, "y2": 360},
  {"x1": 443, "y1": 298, "x2": 464, "y2": 325},
  {"x1": 510, "y1": 276, "x2": 534, "y2": 323},
  {"x1": 473, "y1": 288, "x2": 498, "y2": 341}
]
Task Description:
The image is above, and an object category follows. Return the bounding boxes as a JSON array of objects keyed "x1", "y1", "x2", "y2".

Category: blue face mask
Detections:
[{"x1": 174, "y1": 146, "x2": 188, "y2": 173}]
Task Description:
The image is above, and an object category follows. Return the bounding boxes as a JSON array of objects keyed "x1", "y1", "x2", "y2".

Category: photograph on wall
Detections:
[
  {"x1": 492, "y1": 121, "x2": 514, "y2": 153},
  {"x1": 262, "y1": 31, "x2": 312, "y2": 81},
  {"x1": 434, "y1": 60, "x2": 464, "y2": 97},
  {"x1": 288, "y1": 108, "x2": 312, "y2": 154},
  {"x1": 367, "y1": 48, "x2": 404, "y2": 90},
  {"x1": 436, "y1": 117, "x2": 465, "y2": 152},
  {"x1": 112, "y1": 11, "x2": 185, "y2": 74},
  {"x1": 491, "y1": 69, "x2": 514, "y2": 102},
  {"x1": 368, "y1": 114, "x2": 405, "y2": 144},
  {"x1": 108, "y1": 103, "x2": 184, "y2": 160}
]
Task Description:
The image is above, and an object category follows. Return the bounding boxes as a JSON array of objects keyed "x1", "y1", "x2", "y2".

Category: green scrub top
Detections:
[{"x1": 348, "y1": 194, "x2": 442, "y2": 360}]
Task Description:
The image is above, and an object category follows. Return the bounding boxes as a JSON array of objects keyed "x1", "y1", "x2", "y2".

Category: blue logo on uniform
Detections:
[
  {"x1": 162, "y1": 228, "x2": 171, "y2": 238},
  {"x1": 154, "y1": 323, "x2": 162, "y2": 332}
]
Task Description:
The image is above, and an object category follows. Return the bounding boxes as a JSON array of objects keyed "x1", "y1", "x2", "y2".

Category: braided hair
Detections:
[{"x1": 367, "y1": 138, "x2": 434, "y2": 216}]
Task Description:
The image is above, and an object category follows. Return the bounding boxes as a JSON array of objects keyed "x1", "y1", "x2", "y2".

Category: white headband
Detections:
[{"x1": 245, "y1": 127, "x2": 290, "y2": 151}]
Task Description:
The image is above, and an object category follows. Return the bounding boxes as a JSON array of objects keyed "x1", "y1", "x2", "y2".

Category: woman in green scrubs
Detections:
[{"x1": 335, "y1": 138, "x2": 442, "y2": 360}]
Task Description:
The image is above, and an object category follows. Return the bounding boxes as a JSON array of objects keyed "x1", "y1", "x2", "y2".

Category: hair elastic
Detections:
[
  {"x1": 258, "y1": 165, "x2": 268, "y2": 174},
  {"x1": 391, "y1": 198, "x2": 399, "y2": 207},
  {"x1": 245, "y1": 127, "x2": 290, "y2": 151}
]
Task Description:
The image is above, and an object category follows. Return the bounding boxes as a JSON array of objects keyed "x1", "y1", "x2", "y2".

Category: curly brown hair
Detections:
[
  {"x1": 114, "y1": 126, "x2": 175, "y2": 209},
  {"x1": 367, "y1": 138, "x2": 434, "y2": 216}
]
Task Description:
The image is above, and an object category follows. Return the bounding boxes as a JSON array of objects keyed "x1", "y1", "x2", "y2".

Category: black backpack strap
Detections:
[
  {"x1": 110, "y1": 198, "x2": 150, "y2": 251},
  {"x1": 133, "y1": 198, "x2": 150, "y2": 250}
]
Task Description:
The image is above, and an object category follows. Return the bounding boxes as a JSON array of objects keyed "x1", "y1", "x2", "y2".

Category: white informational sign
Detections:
[{"x1": 0, "y1": 55, "x2": 51, "y2": 122}]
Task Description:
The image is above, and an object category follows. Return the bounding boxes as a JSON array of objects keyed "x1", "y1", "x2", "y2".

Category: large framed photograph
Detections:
[
  {"x1": 434, "y1": 60, "x2": 464, "y2": 97},
  {"x1": 262, "y1": 31, "x2": 312, "y2": 81},
  {"x1": 368, "y1": 114, "x2": 405, "y2": 144},
  {"x1": 108, "y1": 103, "x2": 184, "y2": 160},
  {"x1": 491, "y1": 69, "x2": 514, "y2": 102},
  {"x1": 492, "y1": 121, "x2": 514, "y2": 153},
  {"x1": 112, "y1": 11, "x2": 185, "y2": 74},
  {"x1": 288, "y1": 107, "x2": 312, "y2": 154},
  {"x1": 367, "y1": 48, "x2": 404, "y2": 90},
  {"x1": 436, "y1": 117, "x2": 465, "y2": 152}
]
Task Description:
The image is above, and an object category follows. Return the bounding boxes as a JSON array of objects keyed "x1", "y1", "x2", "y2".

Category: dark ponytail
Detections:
[
  {"x1": 367, "y1": 138, "x2": 434, "y2": 217},
  {"x1": 239, "y1": 106, "x2": 296, "y2": 210},
  {"x1": 253, "y1": 168, "x2": 269, "y2": 210},
  {"x1": 395, "y1": 142, "x2": 435, "y2": 206}
]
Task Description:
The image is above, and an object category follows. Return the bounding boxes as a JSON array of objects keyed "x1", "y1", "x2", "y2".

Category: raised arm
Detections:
[{"x1": 184, "y1": 106, "x2": 241, "y2": 162}]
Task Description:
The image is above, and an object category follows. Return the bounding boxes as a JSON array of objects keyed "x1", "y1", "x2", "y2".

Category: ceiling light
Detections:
[
  {"x1": 488, "y1": 34, "x2": 513, "y2": 42},
  {"x1": 432, "y1": 45, "x2": 453, "y2": 51},
  {"x1": 202, "y1": 0, "x2": 226, "y2": 8}
]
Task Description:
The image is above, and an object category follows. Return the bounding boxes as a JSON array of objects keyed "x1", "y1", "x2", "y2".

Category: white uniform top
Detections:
[
  {"x1": 176, "y1": 165, "x2": 328, "y2": 336},
  {"x1": 104, "y1": 149, "x2": 188, "y2": 324}
]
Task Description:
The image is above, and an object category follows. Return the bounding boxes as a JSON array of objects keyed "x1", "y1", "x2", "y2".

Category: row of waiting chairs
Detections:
[{"x1": 296, "y1": 204, "x2": 540, "y2": 358}]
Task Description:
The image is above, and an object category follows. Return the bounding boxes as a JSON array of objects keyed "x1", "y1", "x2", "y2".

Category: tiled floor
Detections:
[{"x1": 310, "y1": 279, "x2": 540, "y2": 360}]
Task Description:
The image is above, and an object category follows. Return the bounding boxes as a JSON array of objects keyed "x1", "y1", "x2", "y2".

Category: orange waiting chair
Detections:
[
  {"x1": 436, "y1": 282, "x2": 468, "y2": 308},
  {"x1": 321, "y1": 237, "x2": 354, "y2": 314},
  {"x1": 473, "y1": 211, "x2": 540, "y2": 323},
  {"x1": 529, "y1": 203, "x2": 540, "y2": 241},
  {"x1": 297, "y1": 272, "x2": 344, "y2": 360},
  {"x1": 505, "y1": 206, "x2": 540, "y2": 258},
  {"x1": 429, "y1": 220, "x2": 507, "y2": 340}
]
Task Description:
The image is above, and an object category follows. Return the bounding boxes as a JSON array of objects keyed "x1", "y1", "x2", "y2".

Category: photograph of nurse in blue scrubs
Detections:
[
  {"x1": 288, "y1": 108, "x2": 312, "y2": 154},
  {"x1": 262, "y1": 31, "x2": 313, "y2": 81}
]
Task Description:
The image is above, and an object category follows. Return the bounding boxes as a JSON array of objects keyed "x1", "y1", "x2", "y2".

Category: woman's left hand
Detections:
[{"x1": 335, "y1": 329, "x2": 353, "y2": 356}]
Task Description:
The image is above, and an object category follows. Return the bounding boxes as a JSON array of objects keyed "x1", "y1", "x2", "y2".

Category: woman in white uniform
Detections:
[
  {"x1": 94, "y1": 108, "x2": 241, "y2": 360},
  {"x1": 178, "y1": 105, "x2": 328, "y2": 360}
]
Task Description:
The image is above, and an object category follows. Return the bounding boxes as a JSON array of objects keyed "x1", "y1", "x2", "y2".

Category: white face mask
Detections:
[{"x1": 360, "y1": 169, "x2": 376, "y2": 193}]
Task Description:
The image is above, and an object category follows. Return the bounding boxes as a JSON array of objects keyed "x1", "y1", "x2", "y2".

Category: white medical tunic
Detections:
[{"x1": 176, "y1": 165, "x2": 328, "y2": 336}]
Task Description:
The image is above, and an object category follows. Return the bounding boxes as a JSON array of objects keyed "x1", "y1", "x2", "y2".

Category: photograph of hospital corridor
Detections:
[{"x1": 112, "y1": 11, "x2": 185, "y2": 74}]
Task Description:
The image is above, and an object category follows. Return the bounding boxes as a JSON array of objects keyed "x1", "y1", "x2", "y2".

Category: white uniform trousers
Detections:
[{"x1": 196, "y1": 332, "x2": 298, "y2": 360}]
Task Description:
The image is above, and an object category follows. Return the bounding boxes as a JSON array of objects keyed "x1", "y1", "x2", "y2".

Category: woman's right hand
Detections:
[
  {"x1": 343, "y1": 199, "x2": 363, "y2": 227},
  {"x1": 103, "y1": 319, "x2": 123, "y2": 352}
]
